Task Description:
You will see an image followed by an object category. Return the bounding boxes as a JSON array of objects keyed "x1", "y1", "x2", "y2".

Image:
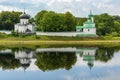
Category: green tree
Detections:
[
  {"x1": 35, "y1": 11, "x2": 76, "y2": 31},
  {"x1": 94, "y1": 13, "x2": 114, "y2": 35},
  {"x1": 40, "y1": 11, "x2": 62, "y2": 32},
  {"x1": 0, "y1": 11, "x2": 22, "y2": 30},
  {"x1": 114, "y1": 21, "x2": 120, "y2": 35},
  {"x1": 64, "y1": 12, "x2": 76, "y2": 31},
  {"x1": 76, "y1": 17, "x2": 87, "y2": 26},
  {"x1": 35, "y1": 10, "x2": 48, "y2": 31},
  {"x1": 29, "y1": 18, "x2": 35, "y2": 24}
]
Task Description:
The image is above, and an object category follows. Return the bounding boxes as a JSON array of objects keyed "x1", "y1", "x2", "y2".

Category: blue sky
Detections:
[{"x1": 0, "y1": 0, "x2": 120, "y2": 17}]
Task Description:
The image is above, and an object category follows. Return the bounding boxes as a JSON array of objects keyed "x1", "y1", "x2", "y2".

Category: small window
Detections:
[
  {"x1": 79, "y1": 28, "x2": 83, "y2": 32},
  {"x1": 88, "y1": 29, "x2": 90, "y2": 31}
]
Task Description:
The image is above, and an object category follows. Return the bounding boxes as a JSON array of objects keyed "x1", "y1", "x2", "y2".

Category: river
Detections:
[{"x1": 0, "y1": 46, "x2": 119, "y2": 80}]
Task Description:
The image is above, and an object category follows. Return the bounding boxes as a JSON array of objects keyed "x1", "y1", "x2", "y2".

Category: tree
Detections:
[
  {"x1": 0, "y1": 11, "x2": 22, "y2": 30},
  {"x1": 76, "y1": 17, "x2": 87, "y2": 26},
  {"x1": 41, "y1": 11, "x2": 63, "y2": 32},
  {"x1": 35, "y1": 11, "x2": 76, "y2": 32},
  {"x1": 64, "y1": 12, "x2": 76, "y2": 31},
  {"x1": 94, "y1": 13, "x2": 114, "y2": 35},
  {"x1": 35, "y1": 10, "x2": 48, "y2": 31}
]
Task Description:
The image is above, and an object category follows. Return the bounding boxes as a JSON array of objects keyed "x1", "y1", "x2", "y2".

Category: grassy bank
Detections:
[
  {"x1": 0, "y1": 34, "x2": 120, "y2": 46},
  {"x1": 0, "y1": 39, "x2": 120, "y2": 47}
]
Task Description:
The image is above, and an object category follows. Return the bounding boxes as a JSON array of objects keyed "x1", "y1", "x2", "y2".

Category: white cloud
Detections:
[
  {"x1": 0, "y1": 5, "x2": 22, "y2": 12},
  {"x1": 0, "y1": 0, "x2": 119, "y2": 17}
]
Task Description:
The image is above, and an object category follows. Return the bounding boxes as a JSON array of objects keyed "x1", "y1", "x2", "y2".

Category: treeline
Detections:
[
  {"x1": 35, "y1": 10, "x2": 76, "y2": 32},
  {"x1": 0, "y1": 11, "x2": 22, "y2": 30},
  {"x1": 0, "y1": 10, "x2": 120, "y2": 36},
  {"x1": 35, "y1": 10, "x2": 120, "y2": 36}
]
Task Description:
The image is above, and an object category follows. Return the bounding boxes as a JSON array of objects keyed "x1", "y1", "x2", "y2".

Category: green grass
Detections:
[{"x1": 1, "y1": 34, "x2": 120, "y2": 47}]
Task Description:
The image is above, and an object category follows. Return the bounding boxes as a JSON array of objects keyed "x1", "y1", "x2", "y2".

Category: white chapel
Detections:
[{"x1": 14, "y1": 10, "x2": 35, "y2": 34}]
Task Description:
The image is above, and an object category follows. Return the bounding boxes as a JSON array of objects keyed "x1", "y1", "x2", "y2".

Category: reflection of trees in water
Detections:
[
  {"x1": 95, "y1": 47, "x2": 120, "y2": 62},
  {"x1": 0, "y1": 54, "x2": 21, "y2": 70},
  {"x1": 0, "y1": 46, "x2": 120, "y2": 70},
  {"x1": 35, "y1": 52, "x2": 77, "y2": 71}
]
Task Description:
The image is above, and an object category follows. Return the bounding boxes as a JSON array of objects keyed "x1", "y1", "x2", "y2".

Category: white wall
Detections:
[
  {"x1": 83, "y1": 28, "x2": 96, "y2": 34},
  {"x1": 18, "y1": 26, "x2": 27, "y2": 33},
  {"x1": 36, "y1": 32, "x2": 79, "y2": 36},
  {"x1": 20, "y1": 19, "x2": 28, "y2": 24},
  {"x1": 15, "y1": 24, "x2": 18, "y2": 31},
  {"x1": 27, "y1": 24, "x2": 35, "y2": 32},
  {"x1": 0, "y1": 31, "x2": 97, "y2": 36}
]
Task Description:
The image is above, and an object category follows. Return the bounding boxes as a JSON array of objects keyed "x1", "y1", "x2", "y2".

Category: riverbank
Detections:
[
  {"x1": 0, "y1": 35, "x2": 120, "y2": 46},
  {"x1": 1, "y1": 39, "x2": 120, "y2": 47}
]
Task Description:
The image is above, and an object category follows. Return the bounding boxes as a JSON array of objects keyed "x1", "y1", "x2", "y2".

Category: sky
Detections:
[{"x1": 0, "y1": 0, "x2": 120, "y2": 17}]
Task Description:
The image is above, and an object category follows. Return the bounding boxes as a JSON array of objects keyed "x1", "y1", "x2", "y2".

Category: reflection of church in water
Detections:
[
  {"x1": 15, "y1": 49, "x2": 35, "y2": 70},
  {"x1": 76, "y1": 47, "x2": 97, "y2": 69},
  {"x1": 0, "y1": 47, "x2": 97, "y2": 70},
  {"x1": 14, "y1": 47, "x2": 97, "y2": 70}
]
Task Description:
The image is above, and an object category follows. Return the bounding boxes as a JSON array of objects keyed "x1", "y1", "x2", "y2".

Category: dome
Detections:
[{"x1": 20, "y1": 12, "x2": 30, "y2": 19}]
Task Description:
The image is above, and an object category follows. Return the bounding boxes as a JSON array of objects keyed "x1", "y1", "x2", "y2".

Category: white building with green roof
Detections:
[{"x1": 76, "y1": 11, "x2": 97, "y2": 37}]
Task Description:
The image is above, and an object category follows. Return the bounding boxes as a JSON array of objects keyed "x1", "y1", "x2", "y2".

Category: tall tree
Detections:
[
  {"x1": 35, "y1": 10, "x2": 48, "y2": 31},
  {"x1": 94, "y1": 13, "x2": 114, "y2": 35},
  {"x1": 64, "y1": 12, "x2": 76, "y2": 31},
  {"x1": 0, "y1": 11, "x2": 22, "y2": 30}
]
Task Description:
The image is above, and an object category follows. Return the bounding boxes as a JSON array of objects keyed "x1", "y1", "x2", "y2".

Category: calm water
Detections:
[{"x1": 0, "y1": 46, "x2": 120, "y2": 80}]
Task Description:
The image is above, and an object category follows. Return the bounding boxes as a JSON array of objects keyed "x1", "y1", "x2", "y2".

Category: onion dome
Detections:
[
  {"x1": 88, "y1": 10, "x2": 93, "y2": 19},
  {"x1": 20, "y1": 11, "x2": 30, "y2": 19}
]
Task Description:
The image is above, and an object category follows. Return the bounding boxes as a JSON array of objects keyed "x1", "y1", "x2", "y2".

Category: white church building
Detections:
[
  {"x1": 76, "y1": 11, "x2": 97, "y2": 37},
  {"x1": 14, "y1": 11, "x2": 35, "y2": 34},
  {"x1": 4, "y1": 10, "x2": 97, "y2": 37}
]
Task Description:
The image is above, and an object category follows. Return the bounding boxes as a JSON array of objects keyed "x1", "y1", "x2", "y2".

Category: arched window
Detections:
[{"x1": 88, "y1": 29, "x2": 90, "y2": 31}]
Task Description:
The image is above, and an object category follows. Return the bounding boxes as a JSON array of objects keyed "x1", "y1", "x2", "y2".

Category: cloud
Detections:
[
  {"x1": 0, "y1": 0, "x2": 119, "y2": 17},
  {"x1": 0, "y1": 5, "x2": 22, "y2": 12}
]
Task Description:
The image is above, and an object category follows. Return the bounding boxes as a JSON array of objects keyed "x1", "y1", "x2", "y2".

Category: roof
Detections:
[
  {"x1": 88, "y1": 14, "x2": 93, "y2": 18},
  {"x1": 76, "y1": 25, "x2": 95, "y2": 28},
  {"x1": 20, "y1": 12, "x2": 30, "y2": 19},
  {"x1": 88, "y1": 10, "x2": 94, "y2": 18}
]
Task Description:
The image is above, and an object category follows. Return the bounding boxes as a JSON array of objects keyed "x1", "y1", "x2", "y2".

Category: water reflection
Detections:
[
  {"x1": 77, "y1": 47, "x2": 97, "y2": 69},
  {"x1": 36, "y1": 52, "x2": 76, "y2": 71},
  {"x1": 15, "y1": 49, "x2": 35, "y2": 70},
  {"x1": 0, "y1": 46, "x2": 119, "y2": 71},
  {"x1": 0, "y1": 46, "x2": 120, "y2": 80}
]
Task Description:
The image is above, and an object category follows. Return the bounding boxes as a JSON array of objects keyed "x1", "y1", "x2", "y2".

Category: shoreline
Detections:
[{"x1": 0, "y1": 40, "x2": 120, "y2": 46}]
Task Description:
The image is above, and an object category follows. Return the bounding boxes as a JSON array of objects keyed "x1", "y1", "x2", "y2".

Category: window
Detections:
[
  {"x1": 88, "y1": 29, "x2": 90, "y2": 31},
  {"x1": 79, "y1": 28, "x2": 83, "y2": 32}
]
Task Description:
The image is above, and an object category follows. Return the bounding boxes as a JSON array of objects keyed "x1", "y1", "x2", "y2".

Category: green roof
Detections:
[
  {"x1": 88, "y1": 14, "x2": 93, "y2": 18},
  {"x1": 76, "y1": 25, "x2": 95, "y2": 28},
  {"x1": 88, "y1": 10, "x2": 94, "y2": 18},
  {"x1": 76, "y1": 26, "x2": 83, "y2": 28}
]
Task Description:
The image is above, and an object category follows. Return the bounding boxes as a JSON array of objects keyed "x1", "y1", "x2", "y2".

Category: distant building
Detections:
[
  {"x1": 76, "y1": 11, "x2": 97, "y2": 37},
  {"x1": 14, "y1": 10, "x2": 35, "y2": 34}
]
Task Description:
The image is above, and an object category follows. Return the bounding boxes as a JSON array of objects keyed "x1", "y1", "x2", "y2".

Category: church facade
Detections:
[
  {"x1": 14, "y1": 11, "x2": 35, "y2": 34},
  {"x1": 76, "y1": 11, "x2": 97, "y2": 37},
  {"x1": 13, "y1": 10, "x2": 97, "y2": 37}
]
